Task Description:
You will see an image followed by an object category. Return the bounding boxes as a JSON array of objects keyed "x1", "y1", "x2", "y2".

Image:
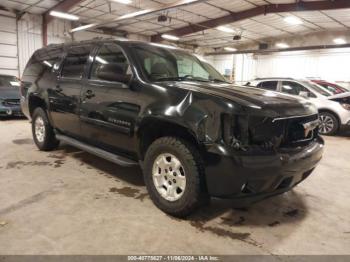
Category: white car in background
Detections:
[{"x1": 247, "y1": 78, "x2": 350, "y2": 135}]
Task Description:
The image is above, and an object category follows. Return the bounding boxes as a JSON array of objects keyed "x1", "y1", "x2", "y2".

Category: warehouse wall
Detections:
[
  {"x1": 17, "y1": 13, "x2": 43, "y2": 77},
  {"x1": 254, "y1": 48, "x2": 350, "y2": 82},
  {"x1": 205, "y1": 54, "x2": 234, "y2": 77},
  {"x1": 0, "y1": 11, "x2": 18, "y2": 76},
  {"x1": 0, "y1": 11, "x2": 149, "y2": 78},
  {"x1": 206, "y1": 48, "x2": 350, "y2": 86}
]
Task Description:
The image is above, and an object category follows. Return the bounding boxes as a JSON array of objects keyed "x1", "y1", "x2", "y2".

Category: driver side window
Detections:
[{"x1": 90, "y1": 44, "x2": 131, "y2": 82}]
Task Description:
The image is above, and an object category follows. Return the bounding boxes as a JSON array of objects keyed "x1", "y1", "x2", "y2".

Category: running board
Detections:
[{"x1": 56, "y1": 134, "x2": 138, "y2": 167}]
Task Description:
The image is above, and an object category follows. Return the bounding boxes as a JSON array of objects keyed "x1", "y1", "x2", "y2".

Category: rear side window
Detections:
[
  {"x1": 23, "y1": 47, "x2": 63, "y2": 78},
  {"x1": 257, "y1": 81, "x2": 278, "y2": 91},
  {"x1": 61, "y1": 45, "x2": 92, "y2": 79}
]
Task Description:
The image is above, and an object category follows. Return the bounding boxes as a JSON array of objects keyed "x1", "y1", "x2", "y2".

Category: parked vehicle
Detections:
[
  {"x1": 311, "y1": 80, "x2": 349, "y2": 94},
  {"x1": 21, "y1": 40, "x2": 324, "y2": 217},
  {"x1": 0, "y1": 74, "x2": 22, "y2": 117},
  {"x1": 247, "y1": 78, "x2": 350, "y2": 135}
]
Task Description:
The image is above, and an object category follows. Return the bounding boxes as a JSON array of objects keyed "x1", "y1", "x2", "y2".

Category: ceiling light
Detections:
[
  {"x1": 10, "y1": 81, "x2": 20, "y2": 86},
  {"x1": 49, "y1": 11, "x2": 79, "y2": 21},
  {"x1": 117, "y1": 9, "x2": 150, "y2": 20},
  {"x1": 284, "y1": 16, "x2": 303, "y2": 25},
  {"x1": 110, "y1": 0, "x2": 132, "y2": 4},
  {"x1": 217, "y1": 26, "x2": 235, "y2": 33},
  {"x1": 70, "y1": 23, "x2": 96, "y2": 32},
  {"x1": 276, "y1": 43, "x2": 289, "y2": 48},
  {"x1": 333, "y1": 38, "x2": 346, "y2": 45},
  {"x1": 224, "y1": 47, "x2": 237, "y2": 52},
  {"x1": 161, "y1": 34, "x2": 180, "y2": 41}
]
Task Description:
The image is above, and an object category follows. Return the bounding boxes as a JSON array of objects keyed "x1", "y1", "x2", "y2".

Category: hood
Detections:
[
  {"x1": 165, "y1": 81, "x2": 317, "y2": 117},
  {"x1": 327, "y1": 91, "x2": 350, "y2": 100},
  {"x1": 0, "y1": 88, "x2": 20, "y2": 100}
]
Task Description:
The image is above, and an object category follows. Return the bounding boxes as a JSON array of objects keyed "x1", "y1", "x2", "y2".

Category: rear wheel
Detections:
[
  {"x1": 32, "y1": 108, "x2": 59, "y2": 151},
  {"x1": 143, "y1": 137, "x2": 208, "y2": 217},
  {"x1": 319, "y1": 112, "x2": 339, "y2": 136}
]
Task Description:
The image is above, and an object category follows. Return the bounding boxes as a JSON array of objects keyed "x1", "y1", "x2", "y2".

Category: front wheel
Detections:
[
  {"x1": 143, "y1": 137, "x2": 208, "y2": 217},
  {"x1": 319, "y1": 112, "x2": 339, "y2": 136},
  {"x1": 32, "y1": 107, "x2": 59, "y2": 151}
]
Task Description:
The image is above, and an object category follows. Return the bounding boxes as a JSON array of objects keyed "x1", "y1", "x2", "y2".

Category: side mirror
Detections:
[
  {"x1": 299, "y1": 91, "x2": 309, "y2": 98},
  {"x1": 97, "y1": 63, "x2": 131, "y2": 84}
]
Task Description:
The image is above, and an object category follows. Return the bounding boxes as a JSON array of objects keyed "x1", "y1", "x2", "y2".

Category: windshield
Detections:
[
  {"x1": 314, "y1": 82, "x2": 348, "y2": 95},
  {"x1": 133, "y1": 44, "x2": 227, "y2": 83},
  {"x1": 0, "y1": 75, "x2": 20, "y2": 90},
  {"x1": 301, "y1": 81, "x2": 333, "y2": 97}
]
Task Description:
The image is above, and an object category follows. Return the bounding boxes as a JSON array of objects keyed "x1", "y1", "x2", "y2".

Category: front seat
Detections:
[{"x1": 150, "y1": 62, "x2": 172, "y2": 79}]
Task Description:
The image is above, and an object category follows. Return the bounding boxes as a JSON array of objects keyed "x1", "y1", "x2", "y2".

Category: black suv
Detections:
[{"x1": 21, "y1": 39, "x2": 324, "y2": 217}]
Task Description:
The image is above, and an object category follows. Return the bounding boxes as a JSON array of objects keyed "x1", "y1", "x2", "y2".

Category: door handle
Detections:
[
  {"x1": 55, "y1": 85, "x2": 63, "y2": 92},
  {"x1": 85, "y1": 90, "x2": 95, "y2": 99}
]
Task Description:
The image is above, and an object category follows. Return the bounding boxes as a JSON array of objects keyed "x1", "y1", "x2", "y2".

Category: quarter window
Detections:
[{"x1": 61, "y1": 45, "x2": 92, "y2": 79}]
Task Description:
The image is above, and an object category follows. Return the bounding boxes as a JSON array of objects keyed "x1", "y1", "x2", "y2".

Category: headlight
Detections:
[
  {"x1": 221, "y1": 114, "x2": 248, "y2": 149},
  {"x1": 341, "y1": 103, "x2": 350, "y2": 110}
]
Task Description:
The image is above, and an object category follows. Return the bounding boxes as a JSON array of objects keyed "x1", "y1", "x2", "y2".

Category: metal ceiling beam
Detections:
[
  {"x1": 90, "y1": 0, "x2": 208, "y2": 29},
  {"x1": 205, "y1": 43, "x2": 350, "y2": 55},
  {"x1": 42, "y1": 0, "x2": 84, "y2": 46},
  {"x1": 151, "y1": 0, "x2": 350, "y2": 42}
]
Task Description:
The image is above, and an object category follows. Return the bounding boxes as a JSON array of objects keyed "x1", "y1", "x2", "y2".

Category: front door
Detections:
[
  {"x1": 80, "y1": 43, "x2": 140, "y2": 157},
  {"x1": 49, "y1": 44, "x2": 93, "y2": 137}
]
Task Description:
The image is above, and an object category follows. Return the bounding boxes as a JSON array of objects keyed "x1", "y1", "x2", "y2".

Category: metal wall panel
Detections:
[
  {"x1": 255, "y1": 48, "x2": 350, "y2": 82},
  {"x1": 17, "y1": 13, "x2": 43, "y2": 77},
  {"x1": 0, "y1": 12, "x2": 18, "y2": 77}
]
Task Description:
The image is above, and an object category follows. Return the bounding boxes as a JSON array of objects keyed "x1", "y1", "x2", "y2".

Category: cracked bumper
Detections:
[{"x1": 204, "y1": 137, "x2": 324, "y2": 201}]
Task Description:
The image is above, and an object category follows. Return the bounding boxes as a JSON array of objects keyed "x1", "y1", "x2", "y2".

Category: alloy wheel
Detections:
[
  {"x1": 319, "y1": 114, "x2": 334, "y2": 134},
  {"x1": 152, "y1": 153, "x2": 186, "y2": 202},
  {"x1": 34, "y1": 116, "x2": 46, "y2": 143}
]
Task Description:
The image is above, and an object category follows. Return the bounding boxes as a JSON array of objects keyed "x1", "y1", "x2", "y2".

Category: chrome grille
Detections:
[{"x1": 274, "y1": 114, "x2": 320, "y2": 147}]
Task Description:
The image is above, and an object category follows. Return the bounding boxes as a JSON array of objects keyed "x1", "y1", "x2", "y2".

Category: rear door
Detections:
[
  {"x1": 50, "y1": 44, "x2": 94, "y2": 137},
  {"x1": 79, "y1": 43, "x2": 139, "y2": 156}
]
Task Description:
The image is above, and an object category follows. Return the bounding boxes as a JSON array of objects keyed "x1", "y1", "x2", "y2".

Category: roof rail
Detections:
[{"x1": 46, "y1": 37, "x2": 118, "y2": 48}]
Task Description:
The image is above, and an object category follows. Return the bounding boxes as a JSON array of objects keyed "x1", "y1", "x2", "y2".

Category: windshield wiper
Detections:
[
  {"x1": 155, "y1": 77, "x2": 184, "y2": 81},
  {"x1": 210, "y1": 78, "x2": 229, "y2": 83}
]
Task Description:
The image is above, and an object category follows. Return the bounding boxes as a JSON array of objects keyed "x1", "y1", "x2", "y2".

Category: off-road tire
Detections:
[
  {"x1": 143, "y1": 136, "x2": 209, "y2": 218},
  {"x1": 32, "y1": 107, "x2": 59, "y2": 151}
]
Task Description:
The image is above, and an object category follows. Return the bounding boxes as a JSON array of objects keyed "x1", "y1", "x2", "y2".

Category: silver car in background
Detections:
[{"x1": 247, "y1": 78, "x2": 350, "y2": 135}]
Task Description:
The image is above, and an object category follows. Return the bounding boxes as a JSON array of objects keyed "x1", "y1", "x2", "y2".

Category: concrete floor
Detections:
[{"x1": 0, "y1": 118, "x2": 349, "y2": 255}]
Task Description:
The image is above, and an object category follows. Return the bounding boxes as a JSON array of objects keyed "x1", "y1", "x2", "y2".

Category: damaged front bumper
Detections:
[{"x1": 204, "y1": 136, "x2": 324, "y2": 203}]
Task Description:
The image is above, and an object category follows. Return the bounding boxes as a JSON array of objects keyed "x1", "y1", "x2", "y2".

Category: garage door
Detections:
[{"x1": 0, "y1": 13, "x2": 18, "y2": 77}]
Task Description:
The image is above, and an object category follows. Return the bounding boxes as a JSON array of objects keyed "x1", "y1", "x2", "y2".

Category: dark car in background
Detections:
[
  {"x1": 0, "y1": 74, "x2": 22, "y2": 118},
  {"x1": 21, "y1": 40, "x2": 324, "y2": 217}
]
